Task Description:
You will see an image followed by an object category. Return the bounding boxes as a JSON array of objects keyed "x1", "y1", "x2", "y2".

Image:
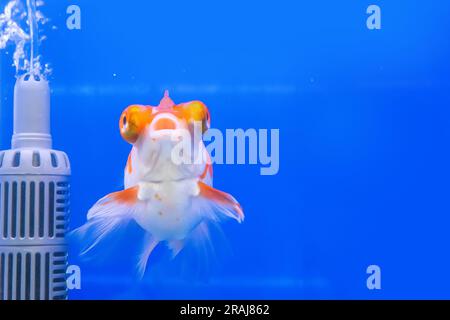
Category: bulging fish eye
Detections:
[
  {"x1": 175, "y1": 101, "x2": 210, "y2": 133},
  {"x1": 119, "y1": 105, "x2": 152, "y2": 144}
]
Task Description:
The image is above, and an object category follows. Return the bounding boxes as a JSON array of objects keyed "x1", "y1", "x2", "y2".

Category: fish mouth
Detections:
[
  {"x1": 150, "y1": 113, "x2": 180, "y2": 130},
  {"x1": 148, "y1": 113, "x2": 185, "y2": 140},
  {"x1": 153, "y1": 117, "x2": 177, "y2": 130}
]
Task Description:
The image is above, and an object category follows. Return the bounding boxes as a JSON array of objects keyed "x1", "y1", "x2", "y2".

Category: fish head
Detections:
[{"x1": 120, "y1": 92, "x2": 211, "y2": 179}]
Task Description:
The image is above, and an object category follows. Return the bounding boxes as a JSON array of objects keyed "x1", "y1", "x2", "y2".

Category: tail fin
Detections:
[
  {"x1": 136, "y1": 234, "x2": 159, "y2": 278},
  {"x1": 145, "y1": 221, "x2": 224, "y2": 281}
]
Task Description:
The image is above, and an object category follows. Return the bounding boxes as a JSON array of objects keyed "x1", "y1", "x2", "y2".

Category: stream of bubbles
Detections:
[{"x1": 0, "y1": 0, "x2": 49, "y2": 76}]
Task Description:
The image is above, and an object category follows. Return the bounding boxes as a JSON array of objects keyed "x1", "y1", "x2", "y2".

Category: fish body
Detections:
[
  {"x1": 73, "y1": 92, "x2": 243, "y2": 276},
  {"x1": 135, "y1": 179, "x2": 203, "y2": 240}
]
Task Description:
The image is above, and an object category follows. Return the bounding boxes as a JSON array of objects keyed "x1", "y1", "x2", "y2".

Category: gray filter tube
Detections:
[{"x1": 0, "y1": 74, "x2": 70, "y2": 300}]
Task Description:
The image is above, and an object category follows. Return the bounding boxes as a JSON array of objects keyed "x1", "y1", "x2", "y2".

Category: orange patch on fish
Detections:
[
  {"x1": 153, "y1": 117, "x2": 177, "y2": 130},
  {"x1": 108, "y1": 186, "x2": 139, "y2": 205},
  {"x1": 200, "y1": 163, "x2": 213, "y2": 180},
  {"x1": 126, "y1": 153, "x2": 133, "y2": 173}
]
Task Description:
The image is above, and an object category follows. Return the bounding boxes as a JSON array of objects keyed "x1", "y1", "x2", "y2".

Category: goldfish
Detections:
[{"x1": 72, "y1": 91, "x2": 244, "y2": 277}]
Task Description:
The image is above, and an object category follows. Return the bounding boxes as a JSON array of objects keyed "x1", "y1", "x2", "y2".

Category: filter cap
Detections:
[{"x1": 12, "y1": 74, "x2": 52, "y2": 149}]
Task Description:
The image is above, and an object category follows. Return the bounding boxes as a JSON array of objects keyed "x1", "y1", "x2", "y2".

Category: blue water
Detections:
[{"x1": 1, "y1": 0, "x2": 450, "y2": 299}]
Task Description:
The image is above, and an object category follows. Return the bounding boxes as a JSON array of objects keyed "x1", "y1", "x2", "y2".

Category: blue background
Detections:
[{"x1": 2, "y1": 0, "x2": 450, "y2": 299}]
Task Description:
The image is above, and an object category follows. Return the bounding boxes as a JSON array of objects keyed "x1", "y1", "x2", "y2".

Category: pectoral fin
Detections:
[
  {"x1": 197, "y1": 181, "x2": 244, "y2": 223},
  {"x1": 71, "y1": 186, "x2": 141, "y2": 257}
]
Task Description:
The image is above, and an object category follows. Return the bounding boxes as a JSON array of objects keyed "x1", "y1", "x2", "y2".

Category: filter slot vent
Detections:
[
  {"x1": 11, "y1": 182, "x2": 17, "y2": 238},
  {"x1": 12, "y1": 152, "x2": 20, "y2": 167},
  {"x1": 32, "y1": 152, "x2": 40, "y2": 167},
  {"x1": 7, "y1": 253, "x2": 12, "y2": 300},
  {"x1": 48, "y1": 182, "x2": 55, "y2": 237},
  {"x1": 3, "y1": 182, "x2": 9, "y2": 238},
  {"x1": 29, "y1": 182, "x2": 35, "y2": 238},
  {"x1": 35, "y1": 253, "x2": 40, "y2": 299},
  {"x1": 16, "y1": 253, "x2": 21, "y2": 299},
  {"x1": 20, "y1": 182, "x2": 26, "y2": 238},
  {"x1": 50, "y1": 153, "x2": 58, "y2": 168},
  {"x1": 25, "y1": 253, "x2": 30, "y2": 300},
  {"x1": 38, "y1": 182, "x2": 45, "y2": 238}
]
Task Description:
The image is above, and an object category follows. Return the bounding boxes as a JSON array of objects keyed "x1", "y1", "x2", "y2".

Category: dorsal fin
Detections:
[{"x1": 158, "y1": 90, "x2": 175, "y2": 110}]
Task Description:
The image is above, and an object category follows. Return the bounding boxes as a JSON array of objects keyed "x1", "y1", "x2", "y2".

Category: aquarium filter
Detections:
[{"x1": 0, "y1": 74, "x2": 70, "y2": 300}]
